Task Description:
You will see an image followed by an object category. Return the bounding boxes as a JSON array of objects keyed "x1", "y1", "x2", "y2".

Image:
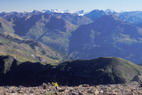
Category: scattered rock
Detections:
[
  {"x1": 0, "y1": 82, "x2": 142, "y2": 95},
  {"x1": 57, "y1": 87, "x2": 65, "y2": 92},
  {"x1": 132, "y1": 74, "x2": 142, "y2": 83},
  {"x1": 94, "y1": 89, "x2": 99, "y2": 95},
  {"x1": 42, "y1": 83, "x2": 48, "y2": 89}
]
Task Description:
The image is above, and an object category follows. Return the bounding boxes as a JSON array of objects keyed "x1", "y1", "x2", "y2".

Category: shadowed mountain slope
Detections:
[
  {"x1": 0, "y1": 55, "x2": 142, "y2": 86},
  {"x1": 55, "y1": 57, "x2": 142, "y2": 85}
]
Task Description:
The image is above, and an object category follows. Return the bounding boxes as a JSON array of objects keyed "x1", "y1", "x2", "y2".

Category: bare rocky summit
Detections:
[{"x1": 0, "y1": 82, "x2": 142, "y2": 95}]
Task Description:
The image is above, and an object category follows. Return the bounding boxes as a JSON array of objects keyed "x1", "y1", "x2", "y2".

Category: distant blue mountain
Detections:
[
  {"x1": 85, "y1": 9, "x2": 106, "y2": 20},
  {"x1": 69, "y1": 15, "x2": 142, "y2": 64},
  {"x1": 84, "y1": 10, "x2": 142, "y2": 24}
]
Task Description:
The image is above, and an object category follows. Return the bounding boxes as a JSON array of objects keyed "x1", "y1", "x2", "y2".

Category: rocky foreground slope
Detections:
[{"x1": 0, "y1": 82, "x2": 142, "y2": 95}]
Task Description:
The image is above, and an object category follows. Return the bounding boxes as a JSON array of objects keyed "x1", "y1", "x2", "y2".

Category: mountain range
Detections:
[{"x1": 1, "y1": 9, "x2": 142, "y2": 64}]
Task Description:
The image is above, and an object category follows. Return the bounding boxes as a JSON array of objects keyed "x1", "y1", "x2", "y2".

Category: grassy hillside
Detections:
[
  {"x1": 0, "y1": 32, "x2": 63, "y2": 64},
  {"x1": 0, "y1": 17, "x2": 14, "y2": 33}
]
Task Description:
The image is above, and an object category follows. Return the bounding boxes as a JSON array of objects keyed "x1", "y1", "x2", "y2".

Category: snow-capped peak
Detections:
[
  {"x1": 50, "y1": 9, "x2": 64, "y2": 13},
  {"x1": 105, "y1": 9, "x2": 115, "y2": 14},
  {"x1": 75, "y1": 10, "x2": 86, "y2": 16},
  {"x1": 42, "y1": 9, "x2": 64, "y2": 13}
]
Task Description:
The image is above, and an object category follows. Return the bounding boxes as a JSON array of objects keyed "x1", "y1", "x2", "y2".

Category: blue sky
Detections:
[{"x1": 0, "y1": 0, "x2": 142, "y2": 12}]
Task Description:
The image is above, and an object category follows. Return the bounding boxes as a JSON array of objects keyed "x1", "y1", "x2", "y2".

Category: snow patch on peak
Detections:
[{"x1": 75, "y1": 10, "x2": 86, "y2": 16}]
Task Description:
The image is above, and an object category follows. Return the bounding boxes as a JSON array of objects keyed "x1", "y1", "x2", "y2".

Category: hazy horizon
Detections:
[{"x1": 0, "y1": 0, "x2": 142, "y2": 12}]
